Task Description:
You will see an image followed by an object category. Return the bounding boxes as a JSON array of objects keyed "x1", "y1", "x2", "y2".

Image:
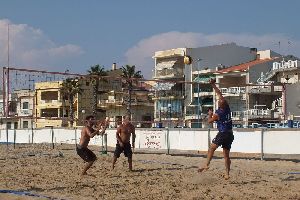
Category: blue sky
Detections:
[{"x1": 1, "y1": 0, "x2": 300, "y2": 78}]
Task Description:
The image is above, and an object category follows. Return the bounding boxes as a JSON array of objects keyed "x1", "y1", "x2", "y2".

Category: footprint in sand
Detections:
[{"x1": 189, "y1": 173, "x2": 219, "y2": 185}]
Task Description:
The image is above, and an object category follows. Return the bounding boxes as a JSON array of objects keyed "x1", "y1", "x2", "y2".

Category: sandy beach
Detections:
[{"x1": 0, "y1": 144, "x2": 299, "y2": 200}]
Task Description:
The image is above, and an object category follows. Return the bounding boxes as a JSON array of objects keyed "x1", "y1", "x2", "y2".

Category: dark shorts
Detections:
[
  {"x1": 76, "y1": 146, "x2": 96, "y2": 162},
  {"x1": 212, "y1": 131, "x2": 234, "y2": 150},
  {"x1": 114, "y1": 142, "x2": 132, "y2": 158}
]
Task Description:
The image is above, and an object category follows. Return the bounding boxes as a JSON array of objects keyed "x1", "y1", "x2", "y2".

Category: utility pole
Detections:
[{"x1": 197, "y1": 59, "x2": 202, "y2": 128}]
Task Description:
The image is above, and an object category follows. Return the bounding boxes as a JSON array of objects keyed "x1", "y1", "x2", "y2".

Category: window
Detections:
[
  {"x1": 23, "y1": 121, "x2": 29, "y2": 128},
  {"x1": 41, "y1": 108, "x2": 59, "y2": 117},
  {"x1": 23, "y1": 102, "x2": 29, "y2": 109},
  {"x1": 41, "y1": 91, "x2": 58, "y2": 100}
]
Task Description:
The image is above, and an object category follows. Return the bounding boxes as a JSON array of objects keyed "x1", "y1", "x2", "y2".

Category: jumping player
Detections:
[{"x1": 198, "y1": 79, "x2": 234, "y2": 180}]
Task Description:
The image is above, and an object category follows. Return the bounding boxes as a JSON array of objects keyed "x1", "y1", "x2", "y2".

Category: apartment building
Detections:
[
  {"x1": 35, "y1": 81, "x2": 69, "y2": 128},
  {"x1": 34, "y1": 65, "x2": 153, "y2": 128},
  {"x1": 153, "y1": 43, "x2": 258, "y2": 128},
  {"x1": 98, "y1": 65, "x2": 153, "y2": 128},
  {"x1": 212, "y1": 52, "x2": 299, "y2": 127},
  {"x1": 0, "y1": 90, "x2": 34, "y2": 129}
]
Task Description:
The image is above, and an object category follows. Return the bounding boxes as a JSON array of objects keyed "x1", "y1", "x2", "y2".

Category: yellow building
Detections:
[
  {"x1": 97, "y1": 67, "x2": 154, "y2": 128},
  {"x1": 35, "y1": 78, "x2": 96, "y2": 128},
  {"x1": 34, "y1": 66, "x2": 154, "y2": 128}
]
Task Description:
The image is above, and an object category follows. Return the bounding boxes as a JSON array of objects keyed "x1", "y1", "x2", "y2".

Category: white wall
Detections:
[{"x1": 0, "y1": 128, "x2": 300, "y2": 155}]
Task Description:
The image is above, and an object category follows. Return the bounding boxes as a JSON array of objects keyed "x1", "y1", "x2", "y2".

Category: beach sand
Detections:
[{"x1": 0, "y1": 144, "x2": 299, "y2": 200}]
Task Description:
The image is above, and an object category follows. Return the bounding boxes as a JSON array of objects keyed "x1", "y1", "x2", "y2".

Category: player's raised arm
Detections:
[{"x1": 210, "y1": 79, "x2": 224, "y2": 101}]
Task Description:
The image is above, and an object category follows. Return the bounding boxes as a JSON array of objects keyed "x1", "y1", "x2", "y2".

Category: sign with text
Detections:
[
  {"x1": 140, "y1": 130, "x2": 166, "y2": 149},
  {"x1": 273, "y1": 60, "x2": 299, "y2": 71}
]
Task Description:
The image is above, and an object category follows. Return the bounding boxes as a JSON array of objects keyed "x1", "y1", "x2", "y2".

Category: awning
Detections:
[
  {"x1": 156, "y1": 60, "x2": 177, "y2": 70},
  {"x1": 194, "y1": 74, "x2": 215, "y2": 83}
]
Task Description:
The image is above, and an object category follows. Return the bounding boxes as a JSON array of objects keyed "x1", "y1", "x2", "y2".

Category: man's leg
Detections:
[
  {"x1": 112, "y1": 144, "x2": 121, "y2": 170},
  {"x1": 82, "y1": 160, "x2": 94, "y2": 175},
  {"x1": 222, "y1": 148, "x2": 231, "y2": 180},
  {"x1": 112, "y1": 156, "x2": 118, "y2": 170},
  {"x1": 198, "y1": 143, "x2": 218, "y2": 172},
  {"x1": 128, "y1": 157, "x2": 133, "y2": 171}
]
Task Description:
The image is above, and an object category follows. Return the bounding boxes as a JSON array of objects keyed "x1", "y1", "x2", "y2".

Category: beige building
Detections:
[
  {"x1": 35, "y1": 81, "x2": 69, "y2": 128},
  {"x1": 98, "y1": 67, "x2": 153, "y2": 128},
  {"x1": 34, "y1": 66, "x2": 154, "y2": 128},
  {"x1": 152, "y1": 44, "x2": 259, "y2": 128},
  {"x1": 0, "y1": 90, "x2": 34, "y2": 129}
]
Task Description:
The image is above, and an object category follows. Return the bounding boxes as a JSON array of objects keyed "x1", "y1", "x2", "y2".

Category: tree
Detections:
[
  {"x1": 87, "y1": 64, "x2": 108, "y2": 116},
  {"x1": 121, "y1": 65, "x2": 143, "y2": 116},
  {"x1": 60, "y1": 78, "x2": 82, "y2": 127}
]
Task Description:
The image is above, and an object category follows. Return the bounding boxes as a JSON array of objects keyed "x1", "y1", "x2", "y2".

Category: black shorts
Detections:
[
  {"x1": 212, "y1": 131, "x2": 234, "y2": 150},
  {"x1": 76, "y1": 146, "x2": 96, "y2": 162},
  {"x1": 114, "y1": 142, "x2": 132, "y2": 158}
]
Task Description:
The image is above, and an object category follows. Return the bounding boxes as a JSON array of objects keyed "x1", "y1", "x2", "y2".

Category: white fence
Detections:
[{"x1": 1, "y1": 128, "x2": 300, "y2": 156}]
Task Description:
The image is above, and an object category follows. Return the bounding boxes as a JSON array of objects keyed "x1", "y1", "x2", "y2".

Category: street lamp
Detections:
[
  {"x1": 282, "y1": 74, "x2": 290, "y2": 121},
  {"x1": 168, "y1": 103, "x2": 172, "y2": 128}
]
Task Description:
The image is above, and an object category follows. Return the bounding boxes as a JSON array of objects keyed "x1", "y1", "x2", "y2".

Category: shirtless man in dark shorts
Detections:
[
  {"x1": 77, "y1": 115, "x2": 107, "y2": 176},
  {"x1": 198, "y1": 79, "x2": 234, "y2": 180},
  {"x1": 112, "y1": 115, "x2": 136, "y2": 171}
]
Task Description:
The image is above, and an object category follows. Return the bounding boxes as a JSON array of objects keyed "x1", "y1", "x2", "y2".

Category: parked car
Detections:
[
  {"x1": 293, "y1": 121, "x2": 300, "y2": 128},
  {"x1": 232, "y1": 124, "x2": 243, "y2": 128}
]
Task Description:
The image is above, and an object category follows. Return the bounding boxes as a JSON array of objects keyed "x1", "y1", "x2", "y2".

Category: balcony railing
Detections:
[
  {"x1": 154, "y1": 91, "x2": 184, "y2": 98},
  {"x1": 20, "y1": 109, "x2": 32, "y2": 115},
  {"x1": 231, "y1": 111, "x2": 243, "y2": 120},
  {"x1": 272, "y1": 97, "x2": 282, "y2": 109},
  {"x1": 40, "y1": 100, "x2": 59, "y2": 104},
  {"x1": 244, "y1": 109, "x2": 272, "y2": 119},
  {"x1": 248, "y1": 85, "x2": 272, "y2": 93},
  {"x1": 193, "y1": 88, "x2": 213, "y2": 93},
  {"x1": 155, "y1": 111, "x2": 182, "y2": 119},
  {"x1": 155, "y1": 68, "x2": 184, "y2": 78},
  {"x1": 221, "y1": 87, "x2": 245, "y2": 95}
]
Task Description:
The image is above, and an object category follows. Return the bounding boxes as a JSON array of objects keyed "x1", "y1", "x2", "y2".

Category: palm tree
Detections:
[
  {"x1": 121, "y1": 65, "x2": 143, "y2": 115},
  {"x1": 87, "y1": 64, "x2": 108, "y2": 116},
  {"x1": 60, "y1": 78, "x2": 82, "y2": 127}
]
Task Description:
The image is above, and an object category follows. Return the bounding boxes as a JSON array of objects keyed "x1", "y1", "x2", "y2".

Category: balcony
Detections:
[
  {"x1": 244, "y1": 109, "x2": 272, "y2": 119},
  {"x1": 154, "y1": 68, "x2": 184, "y2": 79},
  {"x1": 19, "y1": 109, "x2": 32, "y2": 115},
  {"x1": 248, "y1": 85, "x2": 272, "y2": 93},
  {"x1": 193, "y1": 88, "x2": 213, "y2": 97},
  {"x1": 134, "y1": 99, "x2": 153, "y2": 106},
  {"x1": 231, "y1": 111, "x2": 243, "y2": 120},
  {"x1": 248, "y1": 85, "x2": 283, "y2": 94},
  {"x1": 98, "y1": 99, "x2": 123, "y2": 106},
  {"x1": 221, "y1": 87, "x2": 245, "y2": 96},
  {"x1": 152, "y1": 91, "x2": 184, "y2": 99},
  {"x1": 155, "y1": 111, "x2": 182, "y2": 119},
  {"x1": 40, "y1": 99, "x2": 61, "y2": 106},
  {"x1": 185, "y1": 111, "x2": 206, "y2": 120}
]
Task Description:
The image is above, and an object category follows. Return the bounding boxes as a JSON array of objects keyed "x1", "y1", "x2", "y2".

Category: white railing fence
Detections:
[{"x1": 1, "y1": 128, "x2": 300, "y2": 158}]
